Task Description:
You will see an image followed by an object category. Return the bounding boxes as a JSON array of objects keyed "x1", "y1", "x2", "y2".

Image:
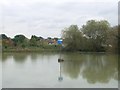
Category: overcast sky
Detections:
[{"x1": 0, "y1": 0, "x2": 119, "y2": 38}]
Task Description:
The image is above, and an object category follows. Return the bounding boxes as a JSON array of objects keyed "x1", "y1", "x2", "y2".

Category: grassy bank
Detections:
[
  {"x1": 3, "y1": 48, "x2": 60, "y2": 52},
  {"x1": 2, "y1": 45, "x2": 61, "y2": 52}
]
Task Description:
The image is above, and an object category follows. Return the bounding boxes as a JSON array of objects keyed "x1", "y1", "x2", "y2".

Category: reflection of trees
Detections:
[
  {"x1": 61, "y1": 61, "x2": 81, "y2": 79},
  {"x1": 30, "y1": 53, "x2": 45, "y2": 63},
  {"x1": 30, "y1": 53, "x2": 38, "y2": 61},
  {"x1": 82, "y1": 54, "x2": 118, "y2": 83},
  {"x1": 61, "y1": 53, "x2": 85, "y2": 79},
  {"x1": 2, "y1": 53, "x2": 12, "y2": 62},
  {"x1": 30, "y1": 52, "x2": 58, "y2": 62},
  {"x1": 0, "y1": 53, "x2": 2, "y2": 62},
  {"x1": 2, "y1": 53, "x2": 28, "y2": 63},
  {"x1": 2, "y1": 52, "x2": 58, "y2": 63},
  {"x1": 118, "y1": 55, "x2": 120, "y2": 81},
  {"x1": 13, "y1": 53, "x2": 28, "y2": 63},
  {"x1": 62, "y1": 53, "x2": 118, "y2": 84}
]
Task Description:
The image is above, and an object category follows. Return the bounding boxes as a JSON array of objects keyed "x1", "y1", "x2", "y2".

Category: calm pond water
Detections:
[
  {"x1": 0, "y1": 52, "x2": 2, "y2": 89},
  {"x1": 2, "y1": 52, "x2": 118, "y2": 88}
]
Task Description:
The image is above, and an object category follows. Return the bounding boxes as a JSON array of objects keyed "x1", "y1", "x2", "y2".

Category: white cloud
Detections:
[{"x1": 0, "y1": 0, "x2": 118, "y2": 38}]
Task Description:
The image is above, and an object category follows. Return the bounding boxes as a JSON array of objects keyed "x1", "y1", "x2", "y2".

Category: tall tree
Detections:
[
  {"x1": 1, "y1": 34, "x2": 14, "y2": 49},
  {"x1": 106, "y1": 26, "x2": 118, "y2": 53},
  {"x1": 29, "y1": 35, "x2": 40, "y2": 47},
  {"x1": 62, "y1": 25, "x2": 82, "y2": 51},
  {"x1": 13, "y1": 35, "x2": 28, "y2": 48},
  {"x1": 81, "y1": 20, "x2": 110, "y2": 51}
]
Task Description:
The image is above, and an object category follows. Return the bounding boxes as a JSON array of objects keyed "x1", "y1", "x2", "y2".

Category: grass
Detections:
[{"x1": 2, "y1": 45, "x2": 61, "y2": 52}]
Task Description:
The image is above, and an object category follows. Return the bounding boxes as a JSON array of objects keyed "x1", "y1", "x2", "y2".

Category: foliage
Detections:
[
  {"x1": 30, "y1": 35, "x2": 39, "y2": 46},
  {"x1": 1, "y1": 19, "x2": 119, "y2": 53},
  {"x1": 62, "y1": 25, "x2": 82, "y2": 51},
  {"x1": 81, "y1": 20, "x2": 110, "y2": 51},
  {"x1": 1, "y1": 34, "x2": 9, "y2": 39},
  {"x1": 1, "y1": 34, "x2": 13, "y2": 49},
  {"x1": 62, "y1": 20, "x2": 118, "y2": 52},
  {"x1": 106, "y1": 26, "x2": 118, "y2": 53},
  {"x1": 12, "y1": 35, "x2": 28, "y2": 48}
]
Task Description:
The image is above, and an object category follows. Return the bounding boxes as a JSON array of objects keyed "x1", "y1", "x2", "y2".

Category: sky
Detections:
[{"x1": 0, "y1": 0, "x2": 119, "y2": 39}]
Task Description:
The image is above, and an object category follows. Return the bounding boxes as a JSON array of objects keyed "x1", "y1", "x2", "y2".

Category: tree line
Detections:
[
  {"x1": 62, "y1": 20, "x2": 119, "y2": 53},
  {"x1": 0, "y1": 19, "x2": 119, "y2": 53},
  {"x1": 1, "y1": 34, "x2": 61, "y2": 51}
]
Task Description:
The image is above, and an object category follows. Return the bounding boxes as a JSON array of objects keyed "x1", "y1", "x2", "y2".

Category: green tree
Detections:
[
  {"x1": 106, "y1": 26, "x2": 118, "y2": 53},
  {"x1": 1, "y1": 34, "x2": 13, "y2": 49},
  {"x1": 1, "y1": 34, "x2": 9, "y2": 39},
  {"x1": 29, "y1": 35, "x2": 40, "y2": 47},
  {"x1": 81, "y1": 20, "x2": 110, "y2": 51},
  {"x1": 13, "y1": 35, "x2": 28, "y2": 48},
  {"x1": 118, "y1": 25, "x2": 120, "y2": 54},
  {"x1": 62, "y1": 25, "x2": 82, "y2": 51},
  {"x1": 47, "y1": 37, "x2": 52, "y2": 40}
]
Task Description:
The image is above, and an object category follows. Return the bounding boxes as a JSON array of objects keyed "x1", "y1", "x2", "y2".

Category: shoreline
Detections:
[
  {"x1": 2, "y1": 49, "x2": 60, "y2": 53},
  {"x1": 2, "y1": 49, "x2": 118, "y2": 54}
]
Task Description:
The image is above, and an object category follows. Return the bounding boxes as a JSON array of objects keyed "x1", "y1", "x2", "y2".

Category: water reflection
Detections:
[
  {"x1": 2, "y1": 53, "x2": 28, "y2": 63},
  {"x1": 58, "y1": 62, "x2": 63, "y2": 82},
  {"x1": 0, "y1": 52, "x2": 2, "y2": 89},
  {"x1": 2, "y1": 52, "x2": 118, "y2": 85},
  {"x1": 62, "y1": 53, "x2": 118, "y2": 84}
]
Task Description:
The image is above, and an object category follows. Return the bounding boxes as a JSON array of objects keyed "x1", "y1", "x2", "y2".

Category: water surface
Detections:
[{"x1": 2, "y1": 52, "x2": 118, "y2": 88}]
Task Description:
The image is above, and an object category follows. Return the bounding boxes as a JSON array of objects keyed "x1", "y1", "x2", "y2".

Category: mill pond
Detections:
[{"x1": 1, "y1": 52, "x2": 118, "y2": 88}]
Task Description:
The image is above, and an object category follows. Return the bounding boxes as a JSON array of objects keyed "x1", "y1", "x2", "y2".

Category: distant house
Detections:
[{"x1": 48, "y1": 39, "x2": 57, "y2": 45}]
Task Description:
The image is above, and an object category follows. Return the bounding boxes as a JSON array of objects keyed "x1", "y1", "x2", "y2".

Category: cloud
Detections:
[{"x1": 0, "y1": 0, "x2": 118, "y2": 38}]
